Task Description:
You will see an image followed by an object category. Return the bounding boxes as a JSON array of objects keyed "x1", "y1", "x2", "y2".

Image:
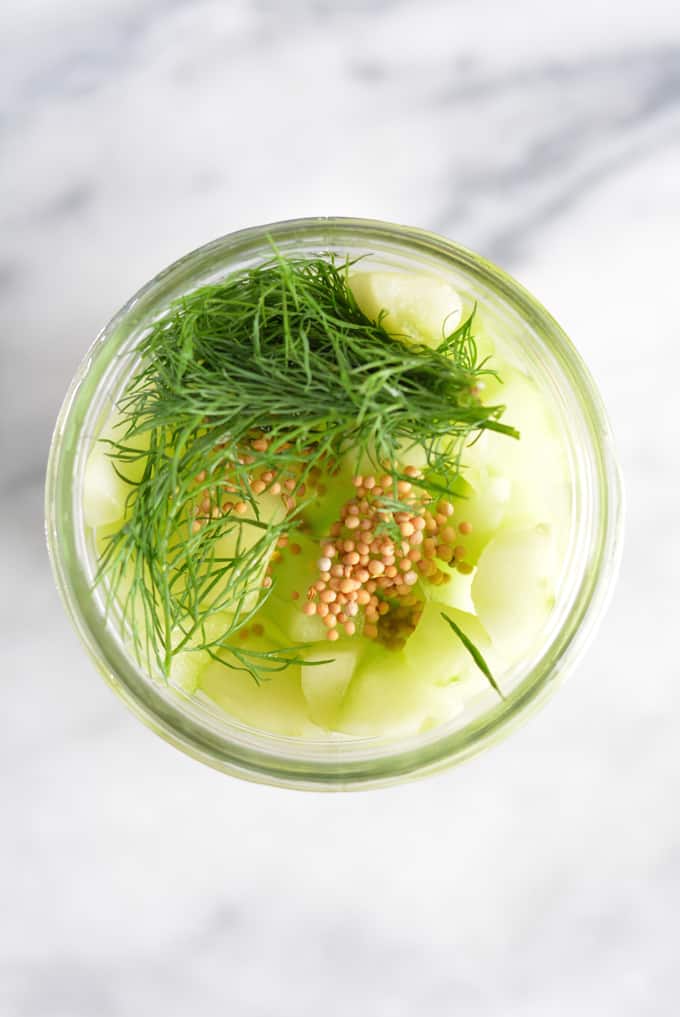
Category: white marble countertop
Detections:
[{"x1": 1, "y1": 1, "x2": 679, "y2": 1014}]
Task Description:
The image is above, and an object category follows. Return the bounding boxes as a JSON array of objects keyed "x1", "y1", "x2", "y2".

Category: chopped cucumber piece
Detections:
[
  {"x1": 199, "y1": 626, "x2": 309, "y2": 736},
  {"x1": 472, "y1": 525, "x2": 558, "y2": 658},
  {"x1": 83, "y1": 413, "x2": 149, "y2": 528},
  {"x1": 301, "y1": 458, "x2": 356, "y2": 536},
  {"x1": 211, "y1": 492, "x2": 285, "y2": 612},
  {"x1": 268, "y1": 534, "x2": 319, "y2": 601},
  {"x1": 169, "y1": 612, "x2": 234, "y2": 693},
  {"x1": 264, "y1": 534, "x2": 327, "y2": 643},
  {"x1": 349, "y1": 271, "x2": 463, "y2": 348},
  {"x1": 404, "y1": 603, "x2": 494, "y2": 685},
  {"x1": 422, "y1": 563, "x2": 475, "y2": 614},
  {"x1": 274, "y1": 606, "x2": 327, "y2": 645},
  {"x1": 449, "y1": 473, "x2": 510, "y2": 566},
  {"x1": 83, "y1": 449, "x2": 129, "y2": 527},
  {"x1": 463, "y1": 368, "x2": 569, "y2": 537},
  {"x1": 301, "y1": 644, "x2": 360, "y2": 727},
  {"x1": 396, "y1": 439, "x2": 429, "y2": 471},
  {"x1": 337, "y1": 640, "x2": 470, "y2": 738},
  {"x1": 213, "y1": 492, "x2": 285, "y2": 559},
  {"x1": 170, "y1": 647, "x2": 210, "y2": 694}
]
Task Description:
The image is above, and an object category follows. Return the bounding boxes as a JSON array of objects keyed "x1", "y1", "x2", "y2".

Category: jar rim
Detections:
[{"x1": 45, "y1": 216, "x2": 623, "y2": 789}]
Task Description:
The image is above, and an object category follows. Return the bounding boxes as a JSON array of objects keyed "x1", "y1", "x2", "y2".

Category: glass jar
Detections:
[{"x1": 45, "y1": 218, "x2": 622, "y2": 789}]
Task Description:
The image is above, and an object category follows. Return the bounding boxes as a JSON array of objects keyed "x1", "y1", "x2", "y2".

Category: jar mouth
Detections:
[{"x1": 45, "y1": 216, "x2": 623, "y2": 789}]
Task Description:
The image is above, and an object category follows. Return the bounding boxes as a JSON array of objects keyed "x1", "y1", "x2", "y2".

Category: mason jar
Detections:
[{"x1": 45, "y1": 217, "x2": 623, "y2": 789}]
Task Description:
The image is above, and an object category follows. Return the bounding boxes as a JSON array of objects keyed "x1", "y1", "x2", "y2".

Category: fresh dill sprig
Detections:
[
  {"x1": 440, "y1": 612, "x2": 504, "y2": 699},
  {"x1": 96, "y1": 251, "x2": 517, "y2": 681}
]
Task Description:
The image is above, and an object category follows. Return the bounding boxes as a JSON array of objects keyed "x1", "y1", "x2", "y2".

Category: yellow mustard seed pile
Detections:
[
  {"x1": 301, "y1": 467, "x2": 473, "y2": 645},
  {"x1": 188, "y1": 434, "x2": 473, "y2": 648}
]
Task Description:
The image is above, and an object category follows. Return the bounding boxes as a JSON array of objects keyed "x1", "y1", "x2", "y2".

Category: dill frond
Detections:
[{"x1": 95, "y1": 251, "x2": 517, "y2": 681}]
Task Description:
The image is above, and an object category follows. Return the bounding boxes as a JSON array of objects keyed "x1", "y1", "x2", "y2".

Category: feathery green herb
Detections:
[
  {"x1": 96, "y1": 251, "x2": 517, "y2": 682},
  {"x1": 440, "y1": 612, "x2": 504, "y2": 698}
]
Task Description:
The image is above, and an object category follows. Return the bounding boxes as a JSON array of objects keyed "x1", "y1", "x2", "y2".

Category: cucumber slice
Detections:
[
  {"x1": 463, "y1": 368, "x2": 569, "y2": 537},
  {"x1": 472, "y1": 525, "x2": 558, "y2": 658},
  {"x1": 273, "y1": 606, "x2": 327, "y2": 645},
  {"x1": 422, "y1": 563, "x2": 475, "y2": 614},
  {"x1": 336, "y1": 639, "x2": 471, "y2": 738},
  {"x1": 169, "y1": 611, "x2": 234, "y2": 693},
  {"x1": 212, "y1": 492, "x2": 285, "y2": 559},
  {"x1": 449, "y1": 473, "x2": 510, "y2": 566},
  {"x1": 301, "y1": 644, "x2": 360, "y2": 727},
  {"x1": 211, "y1": 492, "x2": 286, "y2": 613},
  {"x1": 404, "y1": 602, "x2": 494, "y2": 684},
  {"x1": 170, "y1": 650, "x2": 208, "y2": 694},
  {"x1": 199, "y1": 625, "x2": 308, "y2": 736},
  {"x1": 83, "y1": 413, "x2": 150, "y2": 528},
  {"x1": 300, "y1": 459, "x2": 356, "y2": 537},
  {"x1": 83, "y1": 448, "x2": 129, "y2": 527},
  {"x1": 262, "y1": 533, "x2": 327, "y2": 643},
  {"x1": 349, "y1": 271, "x2": 463, "y2": 348},
  {"x1": 268, "y1": 534, "x2": 319, "y2": 601}
]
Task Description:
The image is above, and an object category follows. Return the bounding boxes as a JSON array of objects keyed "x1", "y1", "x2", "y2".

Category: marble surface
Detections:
[{"x1": 1, "y1": 1, "x2": 679, "y2": 1013}]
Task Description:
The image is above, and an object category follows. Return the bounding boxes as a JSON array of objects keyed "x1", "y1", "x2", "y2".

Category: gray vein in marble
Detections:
[
  {"x1": 474, "y1": 124, "x2": 680, "y2": 265},
  {"x1": 1, "y1": 0, "x2": 191, "y2": 130},
  {"x1": 0, "y1": 0, "x2": 404, "y2": 130},
  {"x1": 31, "y1": 183, "x2": 95, "y2": 224},
  {"x1": 0, "y1": 259, "x2": 19, "y2": 294},
  {"x1": 432, "y1": 45, "x2": 680, "y2": 261}
]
